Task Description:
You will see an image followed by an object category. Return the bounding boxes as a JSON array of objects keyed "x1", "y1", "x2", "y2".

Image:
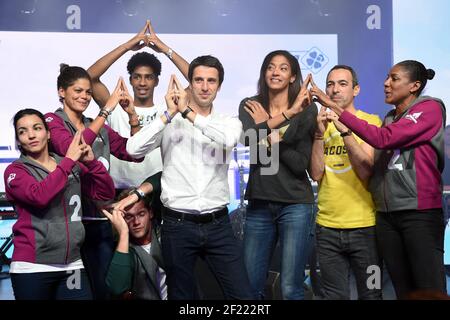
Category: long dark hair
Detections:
[{"x1": 256, "y1": 50, "x2": 302, "y2": 113}]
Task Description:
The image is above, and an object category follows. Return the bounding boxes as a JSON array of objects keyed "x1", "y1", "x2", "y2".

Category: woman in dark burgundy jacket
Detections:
[
  {"x1": 44, "y1": 65, "x2": 142, "y2": 300},
  {"x1": 4, "y1": 108, "x2": 114, "y2": 299}
]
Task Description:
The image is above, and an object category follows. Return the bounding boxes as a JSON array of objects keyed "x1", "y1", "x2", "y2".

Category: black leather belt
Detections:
[{"x1": 163, "y1": 207, "x2": 228, "y2": 223}]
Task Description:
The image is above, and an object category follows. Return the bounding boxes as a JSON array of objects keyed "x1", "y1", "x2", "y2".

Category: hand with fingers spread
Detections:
[
  {"x1": 244, "y1": 99, "x2": 270, "y2": 124},
  {"x1": 122, "y1": 21, "x2": 150, "y2": 51},
  {"x1": 66, "y1": 131, "x2": 88, "y2": 162},
  {"x1": 287, "y1": 74, "x2": 313, "y2": 118}
]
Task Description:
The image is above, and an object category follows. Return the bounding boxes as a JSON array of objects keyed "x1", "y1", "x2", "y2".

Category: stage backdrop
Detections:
[{"x1": 0, "y1": 0, "x2": 393, "y2": 192}]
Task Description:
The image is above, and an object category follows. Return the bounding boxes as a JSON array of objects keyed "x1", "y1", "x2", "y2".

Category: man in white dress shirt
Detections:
[{"x1": 126, "y1": 55, "x2": 254, "y2": 300}]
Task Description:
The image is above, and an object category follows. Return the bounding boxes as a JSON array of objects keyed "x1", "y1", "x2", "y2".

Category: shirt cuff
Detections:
[
  {"x1": 59, "y1": 157, "x2": 76, "y2": 173},
  {"x1": 157, "y1": 116, "x2": 167, "y2": 130},
  {"x1": 338, "y1": 110, "x2": 355, "y2": 126},
  {"x1": 193, "y1": 114, "x2": 208, "y2": 130},
  {"x1": 112, "y1": 251, "x2": 132, "y2": 266},
  {"x1": 81, "y1": 158, "x2": 101, "y2": 169},
  {"x1": 83, "y1": 128, "x2": 98, "y2": 145}
]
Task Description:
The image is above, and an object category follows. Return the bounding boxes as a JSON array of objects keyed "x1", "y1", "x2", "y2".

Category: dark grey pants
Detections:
[{"x1": 316, "y1": 224, "x2": 382, "y2": 300}]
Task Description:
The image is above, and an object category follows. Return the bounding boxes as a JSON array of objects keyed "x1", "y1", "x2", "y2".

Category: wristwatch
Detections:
[
  {"x1": 340, "y1": 130, "x2": 352, "y2": 137},
  {"x1": 130, "y1": 188, "x2": 145, "y2": 201},
  {"x1": 181, "y1": 106, "x2": 193, "y2": 119},
  {"x1": 166, "y1": 48, "x2": 173, "y2": 60}
]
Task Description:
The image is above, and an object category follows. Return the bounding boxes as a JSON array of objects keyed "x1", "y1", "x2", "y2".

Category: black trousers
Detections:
[
  {"x1": 81, "y1": 220, "x2": 114, "y2": 300},
  {"x1": 11, "y1": 269, "x2": 92, "y2": 300},
  {"x1": 376, "y1": 209, "x2": 446, "y2": 299}
]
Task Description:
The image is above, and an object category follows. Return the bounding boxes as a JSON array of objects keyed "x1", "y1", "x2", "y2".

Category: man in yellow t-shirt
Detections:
[{"x1": 310, "y1": 65, "x2": 382, "y2": 300}]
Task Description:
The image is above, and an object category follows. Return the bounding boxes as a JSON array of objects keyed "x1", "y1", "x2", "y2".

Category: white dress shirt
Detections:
[{"x1": 126, "y1": 110, "x2": 242, "y2": 214}]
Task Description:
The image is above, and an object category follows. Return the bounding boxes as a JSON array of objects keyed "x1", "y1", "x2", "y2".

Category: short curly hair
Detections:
[{"x1": 127, "y1": 52, "x2": 162, "y2": 76}]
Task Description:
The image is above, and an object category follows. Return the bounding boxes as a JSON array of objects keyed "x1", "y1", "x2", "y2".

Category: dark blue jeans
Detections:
[
  {"x1": 243, "y1": 200, "x2": 315, "y2": 300},
  {"x1": 161, "y1": 210, "x2": 254, "y2": 300},
  {"x1": 11, "y1": 269, "x2": 92, "y2": 300},
  {"x1": 81, "y1": 221, "x2": 115, "y2": 300},
  {"x1": 376, "y1": 209, "x2": 446, "y2": 299},
  {"x1": 315, "y1": 225, "x2": 382, "y2": 300}
]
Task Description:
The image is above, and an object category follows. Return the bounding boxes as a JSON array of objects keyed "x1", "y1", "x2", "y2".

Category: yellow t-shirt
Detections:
[{"x1": 316, "y1": 110, "x2": 382, "y2": 228}]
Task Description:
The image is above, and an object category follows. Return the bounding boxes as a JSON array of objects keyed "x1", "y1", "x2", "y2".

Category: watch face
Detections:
[
  {"x1": 182, "y1": 107, "x2": 191, "y2": 118},
  {"x1": 132, "y1": 189, "x2": 144, "y2": 200},
  {"x1": 167, "y1": 48, "x2": 173, "y2": 59}
]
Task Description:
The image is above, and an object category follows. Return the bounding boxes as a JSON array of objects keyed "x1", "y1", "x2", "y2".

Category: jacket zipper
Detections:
[{"x1": 62, "y1": 197, "x2": 70, "y2": 264}]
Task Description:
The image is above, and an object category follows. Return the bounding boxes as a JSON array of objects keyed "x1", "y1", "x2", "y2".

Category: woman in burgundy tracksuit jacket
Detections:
[
  {"x1": 4, "y1": 108, "x2": 115, "y2": 300},
  {"x1": 43, "y1": 65, "x2": 142, "y2": 300}
]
